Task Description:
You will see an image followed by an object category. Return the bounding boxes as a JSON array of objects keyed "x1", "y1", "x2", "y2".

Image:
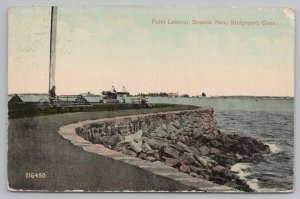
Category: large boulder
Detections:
[
  {"x1": 164, "y1": 158, "x2": 181, "y2": 167},
  {"x1": 142, "y1": 137, "x2": 168, "y2": 150},
  {"x1": 138, "y1": 152, "x2": 146, "y2": 159},
  {"x1": 98, "y1": 136, "x2": 111, "y2": 144},
  {"x1": 146, "y1": 156, "x2": 156, "y2": 162},
  {"x1": 199, "y1": 146, "x2": 210, "y2": 156},
  {"x1": 181, "y1": 152, "x2": 196, "y2": 165},
  {"x1": 125, "y1": 130, "x2": 143, "y2": 142},
  {"x1": 116, "y1": 130, "x2": 143, "y2": 153},
  {"x1": 122, "y1": 149, "x2": 137, "y2": 157},
  {"x1": 212, "y1": 165, "x2": 226, "y2": 174},
  {"x1": 176, "y1": 142, "x2": 193, "y2": 153},
  {"x1": 141, "y1": 142, "x2": 152, "y2": 153},
  {"x1": 209, "y1": 139, "x2": 222, "y2": 148},
  {"x1": 165, "y1": 123, "x2": 177, "y2": 133},
  {"x1": 170, "y1": 132, "x2": 177, "y2": 140},
  {"x1": 203, "y1": 133, "x2": 216, "y2": 140},
  {"x1": 153, "y1": 152, "x2": 160, "y2": 160},
  {"x1": 210, "y1": 148, "x2": 221, "y2": 155},
  {"x1": 162, "y1": 146, "x2": 180, "y2": 159},
  {"x1": 155, "y1": 127, "x2": 168, "y2": 138},
  {"x1": 141, "y1": 122, "x2": 149, "y2": 132},
  {"x1": 183, "y1": 127, "x2": 192, "y2": 132},
  {"x1": 173, "y1": 120, "x2": 181, "y2": 128},
  {"x1": 93, "y1": 133, "x2": 102, "y2": 143},
  {"x1": 104, "y1": 135, "x2": 122, "y2": 147},
  {"x1": 225, "y1": 133, "x2": 270, "y2": 155},
  {"x1": 179, "y1": 165, "x2": 190, "y2": 174},
  {"x1": 193, "y1": 128, "x2": 204, "y2": 139},
  {"x1": 130, "y1": 141, "x2": 143, "y2": 153},
  {"x1": 194, "y1": 155, "x2": 217, "y2": 169},
  {"x1": 115, "y1": 141, "x2": 131, "y2": 151}
]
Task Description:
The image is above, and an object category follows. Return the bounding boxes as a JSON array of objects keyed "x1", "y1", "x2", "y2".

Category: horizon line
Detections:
[{"x1": 7, "y1": 92, "x2": 294, "y2": 98}]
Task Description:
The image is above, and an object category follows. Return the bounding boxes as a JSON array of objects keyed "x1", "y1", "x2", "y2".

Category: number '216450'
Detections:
[{"x1": 25, "y1": 173, "x2": 46, "y2": 179}]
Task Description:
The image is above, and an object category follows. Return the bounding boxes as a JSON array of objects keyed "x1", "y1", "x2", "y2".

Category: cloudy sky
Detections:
[{"x1": 8, "y1": 6, "x2": 294, "y2": 96}]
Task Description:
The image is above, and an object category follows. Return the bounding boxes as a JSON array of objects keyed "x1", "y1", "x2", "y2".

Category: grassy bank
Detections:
[{"x1": 8, "y1": 102, "x2": 181, "y2": 119}]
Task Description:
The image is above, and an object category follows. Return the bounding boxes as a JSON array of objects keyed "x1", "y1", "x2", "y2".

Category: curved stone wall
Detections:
[{"x1": 59, "y1": 108, "x2": 270, "y2": 192}]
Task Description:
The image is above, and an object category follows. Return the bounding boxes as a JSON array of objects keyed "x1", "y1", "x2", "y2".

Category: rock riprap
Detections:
[{"x1": 75, "y1": 108, "x2": 270, "y2": 192}]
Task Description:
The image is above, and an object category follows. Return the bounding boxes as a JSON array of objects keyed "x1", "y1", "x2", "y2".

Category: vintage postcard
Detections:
[{"x1": 8, "y1": 6, "x2": 294, "y2": 192}]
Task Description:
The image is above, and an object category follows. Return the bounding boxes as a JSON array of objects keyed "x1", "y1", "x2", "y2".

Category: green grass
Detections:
[{"x1": 8, "y1": 103, "x2": 179, "y2": 119}]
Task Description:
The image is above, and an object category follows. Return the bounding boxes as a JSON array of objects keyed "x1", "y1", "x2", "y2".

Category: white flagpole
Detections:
[{"x1": 49, "y1": 6, "x2": 57, "y2": 92}]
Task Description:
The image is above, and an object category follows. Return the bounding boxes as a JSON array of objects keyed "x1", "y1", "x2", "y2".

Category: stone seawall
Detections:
[
  {"x1": 77, "y1": 107, "x2": 217, "y2": 146},
  {"x1": 68, "y1": 108, "x2": 270, "y2": 192}
]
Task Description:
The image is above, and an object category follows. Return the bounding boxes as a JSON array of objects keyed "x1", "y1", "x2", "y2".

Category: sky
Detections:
[{"x1": 8, "y1": 6, "x2": 295, "y2": 96}]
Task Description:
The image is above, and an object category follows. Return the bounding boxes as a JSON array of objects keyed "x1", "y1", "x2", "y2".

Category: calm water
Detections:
[
  {"x1": 148, "y1": 96, "x2": 294, "y2": 192},
  {"x1": 9, "y1": 95, "x2": 294, "y2": 191}
]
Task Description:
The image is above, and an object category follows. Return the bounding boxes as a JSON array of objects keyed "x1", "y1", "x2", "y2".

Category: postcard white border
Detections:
[{"x1": 0, "y1": 0, "x2": 299, "y2": 198}]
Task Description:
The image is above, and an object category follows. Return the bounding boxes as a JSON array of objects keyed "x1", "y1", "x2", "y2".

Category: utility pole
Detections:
[{"x1": 49, "y1": 6, "x2": 57, "y2": 92}]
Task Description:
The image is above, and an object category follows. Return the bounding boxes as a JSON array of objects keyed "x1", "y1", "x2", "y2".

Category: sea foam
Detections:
[
  {"x1": 230, "y1": 163, "x2": 260, "y2": 191},
  {"x1": 266, "y1": 143, "x2": 281, "y2": 153}
]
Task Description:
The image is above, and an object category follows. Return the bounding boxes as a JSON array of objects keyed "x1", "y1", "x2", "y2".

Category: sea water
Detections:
[{"x1": 148, "y1": 96, "x2": 294, "y2": 192}]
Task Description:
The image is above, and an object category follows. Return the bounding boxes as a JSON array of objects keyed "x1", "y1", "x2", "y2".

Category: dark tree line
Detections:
[
  {"x1": 133, "y1": 92, "x2": 207, "y2": 98},
  {"x1": 137, "y1": 92, "x2": 170, "y2": 97}
]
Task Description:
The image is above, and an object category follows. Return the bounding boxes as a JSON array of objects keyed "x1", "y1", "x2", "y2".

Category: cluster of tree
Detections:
[
  {"x1": 181, "y1": 94, "x2": 190, "y2": 98},
  {"x1": 132, "y1": 92, "x2": 207, "y2": 98},
  {"x1": 137, "y1": 92, "x2": 170, "y2": 97}
]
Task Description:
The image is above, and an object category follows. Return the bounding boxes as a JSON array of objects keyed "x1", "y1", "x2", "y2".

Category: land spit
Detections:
[{"x1": 60, "y1": 107, "x2": 271, "y2": 192}]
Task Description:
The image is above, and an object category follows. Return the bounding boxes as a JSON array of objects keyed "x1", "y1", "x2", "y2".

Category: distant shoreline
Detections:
[{"x1": 7, "y1": 93, "x2": 294, "y2": 100}]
